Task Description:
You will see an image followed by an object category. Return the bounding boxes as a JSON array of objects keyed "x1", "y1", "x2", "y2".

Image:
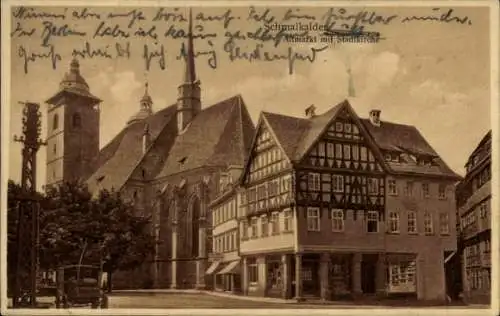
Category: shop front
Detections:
[{"x1": 215, "y1": 260, "x2": 241, "y2": 293}]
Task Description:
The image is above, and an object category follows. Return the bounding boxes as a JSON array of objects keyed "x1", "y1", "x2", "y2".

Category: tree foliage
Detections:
[{"x1": 8, "y1": 179, "x2": 156, "y2": 281}]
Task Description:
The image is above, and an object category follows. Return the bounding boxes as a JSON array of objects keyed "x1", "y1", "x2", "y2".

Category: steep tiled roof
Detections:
[
  {"x1": 259, "y1": 99, "x2": 460, "y2": 179},
  {"x1": 360, "y1": 119, "x2": 460, "y2": 178},
  {"x1": 262, "y1": 111, "x2": 310, "y2": 160},
  {"x1": 360, "y1": 120, "x2": 437, "y2": 156},
  {"x1": 262, "y1": 102, "x2": 345, "y2": 162},
  {"x1": 155, "y1": 95, "x2": 255, "y2": 179},
  {"x1": 86, "y1": 105, "x2": 177, "y2": 193},
  {"x1": 209, "y1": 96, "x2": 255, "y2": 167}
]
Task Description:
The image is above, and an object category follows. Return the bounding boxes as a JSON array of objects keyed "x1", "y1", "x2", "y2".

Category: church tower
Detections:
[
  {"x1": 45, "y1": 58, "x2": 101, "y2": 188},
  {"x1": 177, "y1": 8, "x2": 201, "y2": 134}
]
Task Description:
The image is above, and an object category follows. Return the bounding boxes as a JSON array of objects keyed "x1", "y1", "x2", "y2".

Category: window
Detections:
[
  {"x1": 331, "y1": 209, "x2": 344, "y2": 232},
  {"x1": 424, "y1": 212, "x2": 433, "y2": 235},
  {"x1": 248, "y1": 258, "x2": 258, "y2": 284},
  {"x1": 368, "y1": 178, "x2": 379, "y2": 195},
  {"x1": 352, "y1": 144, "x2": 359, "y2": 160},
  {"x1": 332, "y1": 175, "x2": 344, "y2": 192},
  {"x1": 53, "y1": 114, "x2": 59, "y2": 130},
  {"x1": 366, "y1": 211, "x2": 378, "y2": 233},
  {"x1": 438, "y1": 184, "x2": 446, "y2": 199},
  {"x1": 343, "y1": 144, "x2": 351, "y2": 160},
  {"x1": 326, "y1": 143, "x2": 334, "y2": 158},
  {"x1": 317, "y1": 142, "x2": 326, "y2": 157},
  {"x1": 308, "y1": 173, "x2": 320, "y2": 191},
  {"x1": 335, "y1": 143, "x2": 342, "y2": 159},
  {"x1": 388, "y1": 179, "x2": 397, "y2": 195},
  {"x1": 271, "y1": 212, "x2": 279, "y2": 234},
  {"x1": 248, "y1": 188, "x2": 257, "y2": 203},
  {"x1": 257, "y1": 184, "x2": 267, "y2": 201},
  {"x1": 360, "y1": 146, "x2": 367, "y2": 161},
  {"x1": 439, "y1": 212, "x2": 449, "y2": 235},
  {"x1": 479, "y1": 202, "x2": 488, "y2": 218},
  {"x1": 335, "y1": 122, "x2": 343, "y2": 131},
  {"x1": 283, "y1": 209, "x2": 293, "y2": 232},
  {"x1": 407, "y1": 211, "x2": 417, "y2": 234},
  {"x1": 72, "y1": 113, "x2": 81, "y2": 128},
  {"x1": 307, "y1": 207, "x2": 320, "y2": 231},
  {"x1": 241, "y1": 220, "x2": 248, "y2": 239},
  {"x1": 268, "y1": 180, "x2": 279, "y2": 197},
  {"x1": 388, "y1": 212, "x2": 400, "y2": 233},
  {"x1": 251, "y1": 218, "x2": 258, "y2": 238},
  {"x1": 389, "y1": 261, "x2": 416, "y2": 291},
  {"x1": 261, "y1": 216, "x2": 269, "y2": 237},
  {"x1": 422, "y1": 183, "x2": 430, "y2": 198},
  {"x1": 404, "y1": 182, "x2": 413, "y2": 197}
]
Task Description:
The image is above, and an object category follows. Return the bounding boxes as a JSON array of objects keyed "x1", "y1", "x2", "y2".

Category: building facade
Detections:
[
  {"x1": 209, "y1": 102, "x2": 461, "y2": 301},
  {"x1": 456, "y1": 131, "x2": 491, "y2": 304},
  {"x1": 206, "y1": 168, "x2": 244, "y2": 292}
]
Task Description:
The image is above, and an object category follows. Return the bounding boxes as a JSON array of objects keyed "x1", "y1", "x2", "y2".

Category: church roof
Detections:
[
  {"x1": 260, "y1": 100, "x2": 460, "y2": 179},
  {"x1": 85, "y1": 94, "x2": 255, "y2": 193},
  {"x1": 155, "y1": 95, "x2": 255, "y2": 179},
  {"x1": 86, "y1": 105, "x2": 177, "y2": 194}
]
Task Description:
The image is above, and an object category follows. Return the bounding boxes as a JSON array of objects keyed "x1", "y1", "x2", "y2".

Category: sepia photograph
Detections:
[{"x1": 1, "y1": 0, "x2": 498, "y2": 315}]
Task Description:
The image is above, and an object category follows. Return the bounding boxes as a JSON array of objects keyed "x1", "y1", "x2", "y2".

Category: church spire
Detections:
[
  {"x1": 127, "y1": 79, "x2": 153, "y2": 125},
  {"x1": 346, "y1": 57, "x2": 356, "y2": 98},
  {"x1": 176, "y1": 7, "x2": 201, "y2": 134},
  {"x1": 183, "y1": 8, "x2": 196, "y2": 84},
  {"x1": 141, "y1": 80, "x2": 153, "y2": 108}
]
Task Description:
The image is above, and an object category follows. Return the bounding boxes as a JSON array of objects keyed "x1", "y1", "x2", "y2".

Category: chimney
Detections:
[
  {"x1": 143, "y1": 123, "x2": 151, "y2": 154},
  {"x1": 369, "y1": 109, "x2": 381, "y2": 126},
  {"x1": 305, "y1": 105, "x2": 316, "y2": 118}
]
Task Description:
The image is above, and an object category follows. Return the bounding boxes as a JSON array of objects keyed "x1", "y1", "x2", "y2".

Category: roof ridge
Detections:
[
  {"x1": 263, "y1": 110, "x2": 309, "y2": 121},
  {"x1": 360, "y1": 117, "x2": 419, "y2": 129},
  {"x1": 236, "y1": 95, "x2": 246, "y2": 165},
  {"x1": 201, "y1": 94, "x2": 242, "y2": 112}
]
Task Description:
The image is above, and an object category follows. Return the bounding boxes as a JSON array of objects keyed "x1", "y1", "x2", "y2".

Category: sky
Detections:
[{"x1": 6, "y1": 4, "x2": 492, "y2": 190}]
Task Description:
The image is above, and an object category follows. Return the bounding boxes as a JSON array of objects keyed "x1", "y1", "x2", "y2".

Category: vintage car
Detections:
[{"x1": 55, "y1": 265, "x2": 108, "y2": 309}]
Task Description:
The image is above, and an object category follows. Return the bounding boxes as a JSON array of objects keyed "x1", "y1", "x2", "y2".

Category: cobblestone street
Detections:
[{"x1": 9, "y1": 291, "x2": 488, "y2": 310}]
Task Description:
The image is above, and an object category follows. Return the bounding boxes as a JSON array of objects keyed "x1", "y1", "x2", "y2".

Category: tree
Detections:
[
  {"x1": 93, "y1": 189, "x2": 156, "y2": 292},
  {"x1": 39, "y1": 181, "x2": 156, "y2": 292}
]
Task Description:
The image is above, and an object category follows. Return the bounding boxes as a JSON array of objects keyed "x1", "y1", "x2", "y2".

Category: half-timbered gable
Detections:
[
  {"x1": 294, "y1": 101, "x2": 387, "y2": 218},
  {"x1": 240, "y1": 114, "x2": 295, "y2": 218}
]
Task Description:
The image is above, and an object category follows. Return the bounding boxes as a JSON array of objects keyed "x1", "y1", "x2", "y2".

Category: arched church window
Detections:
[
  {"x1": 189, "y1": 197, "x2": 201, "y2": 258},
  {"x1": 72, "y1": 113, "x2": 81, "y2": 128},
  {"x1": 53, "y1": 114, "x2": 59, "y2": 130}
]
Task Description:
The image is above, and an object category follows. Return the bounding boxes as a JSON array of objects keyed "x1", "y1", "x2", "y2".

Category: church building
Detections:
[{"x1": 44, "y1": 10, "x2": 255, "y2": 289}]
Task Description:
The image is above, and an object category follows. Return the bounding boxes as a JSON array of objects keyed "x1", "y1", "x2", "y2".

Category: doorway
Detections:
[{"x1": 361, "y1": 260, "x2": 376, "y2": 294}]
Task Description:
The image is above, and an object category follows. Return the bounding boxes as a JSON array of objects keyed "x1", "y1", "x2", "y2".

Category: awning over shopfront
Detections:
[
  {"x1": 206, "y1": 261, "x2": 221, "y2": 275},
  {"x1": 216, "y1": 261, "x2": 240, "y2": 275}
]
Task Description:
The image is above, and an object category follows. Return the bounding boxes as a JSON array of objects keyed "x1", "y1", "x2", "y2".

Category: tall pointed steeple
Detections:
[
  {"x1": 184, "y1": 8, "x2": 196, "y2": 84},
  {"x1": 177, "y1": 7, "x2": 201, "y2": 134},
  {"x1": 346, "y1": 56, "x2": 356, "y2": 98}
]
